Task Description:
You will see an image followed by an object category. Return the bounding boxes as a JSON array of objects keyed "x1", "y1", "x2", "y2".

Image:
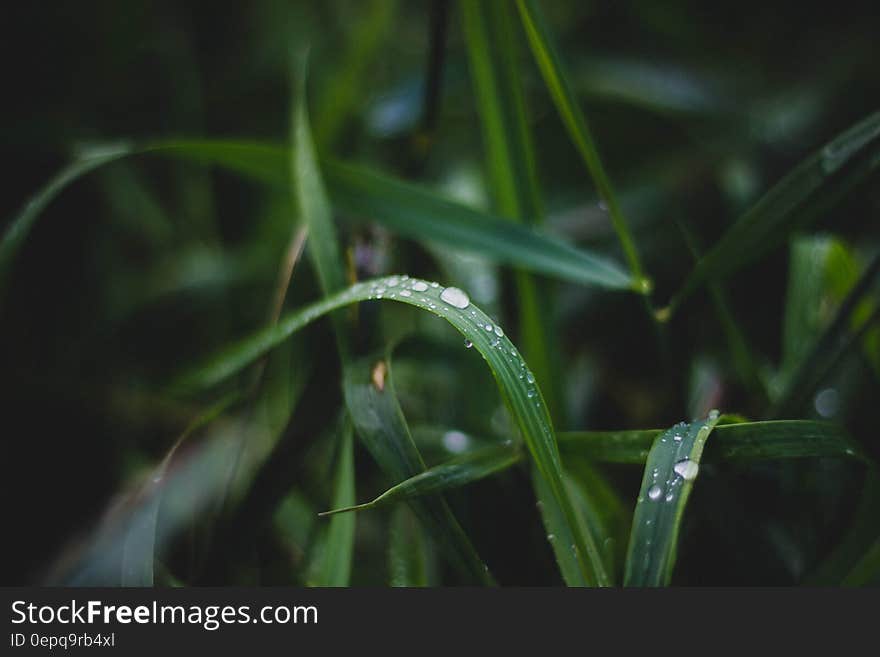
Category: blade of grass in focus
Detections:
[
  {"x1": 667, "y1": 111, "x2": 880, "y2": 314},
  {"x1": 624, "y1": 411, "x2": 721, "y2": 586},
  {"x1": 173, "y1": 275, "x2": 608, "y2": 585},
  {"x1": 320, "y1": 441, "x2": 522, "y2": 515}
]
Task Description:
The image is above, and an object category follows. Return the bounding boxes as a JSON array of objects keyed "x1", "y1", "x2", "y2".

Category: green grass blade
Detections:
[
  {"x1": 623, "y1": 411, "x2": 721, "y2": 586},
  {"x1": 174, "y1": 274, "x2": 607, "y2": 585},
  {"x1": 515, "y1": 0, "x2": 646, "y2": 284},
  {"x1": 773, "y1": 251, "x2": 880, "y2": 417},
  {"x1": 323, "y1": 159, "x2": 634, "y2": 290},
  {"x1": 668, "y1": 111, "x2": 880, "y2": 313},
  {"x1": 343, "y1": 352, "x2": 493, "y2": 584},
  {"x1": 291, "y1": 59, "x2": 356, "y2": 585},
  {"x1": 320, "y1": 442, "x2": 522, "y2": 515},
  {"x1": 0, "y1": 144, "x2": 132, "y2": 301},
  {"x1": 317, "y1": 421, "x2": 356, "y2": 586},
  {"x1": 559, "y1": 420, "x2": 867, "y2": 464},
  {"x1": 1, "y1": 139, "x2": 634, "y2": 296},
  {"x1": 388, "y1": 507, "x2": 431, "y2": 587},
  {"x1": 461, "y1": 0, "x2": 563, "y2": 420}
]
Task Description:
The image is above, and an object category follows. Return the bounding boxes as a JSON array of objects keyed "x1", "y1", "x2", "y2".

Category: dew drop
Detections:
[
  {"x1": 464, "y1": 339, "x2": 473, "y2": 349},
  {"x1": 411, "y1": 280, "x2": 429, "y2": 292},
  {"x1": 399, "y1": 289, "x2": 412, "y2": 297},
  {"x1": 648, "y1": 484, "x2": 663, "y2": 501},
  {"x1": 673, "y1": 433, "x2": 682, "y2": 442},
  {"x1": 387, "y1": 276, "x2": 400, "y2": 287},
  {"x1": 665, "y1": 492, "x2": 674, "y2": 502},
  {"x1": 527, "y1": 389, "x2": 536, "y2": 398},
  {"x1": 484, "y1": 324, "x2": 493, "y2": 331},
  {"x1": 547, "y1": 533, "x2": 556, "y2": 542},
  {"x1": 525, "y1": 371, "x2": 535, "y2": 384},
  {"x1": 439, "y1": 286, "x2": 470, "y2": 309},
  {"x1": 674, "y1": 459, "x2": 700, "y2": 481},
  {"x1": 430, "y1": 281, "x2": 439, "y2": 288},
  {"x1": 493, "y1": 325, "x2": 504, "y2": 337}
]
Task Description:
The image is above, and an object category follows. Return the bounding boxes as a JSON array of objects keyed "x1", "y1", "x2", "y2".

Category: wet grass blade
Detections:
[
  {"x1": 515, "y1": 0, "x2": 646, "y2": 284},
  {"x1": 623, "y1": 411, "x2": 721, "y2": 586},
  {"x1": 320, "y1": 442, "x2": 522, "y2": 515},
  {"x1": 559, "y1": 420, "x2": 867, "y2": 465},
  {"x1": 317, "y1": 421, "x2": 356, "y2": 586},
  {"x1": 174, "y1": 274, "x2": 607, "y2": 585},
  {"x1": 0, "y1": 140, "x2": 634, "y2": 297},
  {"x1": 343, "y1": 352, "x2": 493, "y2": 584},
  {"x1": 668, "y1": 111, "x2": 880, "y2": 313},
  {"x1": 461, "y1": 0, "x2": 563, "y2": 419}
]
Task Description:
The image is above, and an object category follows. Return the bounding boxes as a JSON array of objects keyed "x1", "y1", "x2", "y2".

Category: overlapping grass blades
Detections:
[
  {"x1": 174, "y1": 274, "x2": 607, "y2": 585},
  {"x1": 320, "y1": 442, "x2": 522, "y2": 516},
  {"x1": 0, "y1": 141, "x2": 634, "y2": 301},
  {"x1": 558, "y1": 420, "x2": 866, "y2": 464}
]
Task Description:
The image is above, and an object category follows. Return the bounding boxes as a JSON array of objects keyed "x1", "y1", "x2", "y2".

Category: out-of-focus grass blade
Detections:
[
  {"x1": 773, "y1": 251, "x2": 880, "y2": 417},
  {"x1": 120, "y1": 391, "x2": 243, "y2": 586},
  {"x1": 624, "y1": 411, "x2": 721, "y2": 586},
  {"x1": 564, "y1": 458, "x2": 631, "y2": 583},
  {"x1": 514, "y1": 0, "x2": 646, "y2": 284},
  {"x1": 175, "y1": 274, "x2": 607, "y2": 585},
  {"x1": 0, "y1": 143, "x2": 131, "y2": 300},
  {"x1": 668, "y1": 111, "x2": 880, "y2": 313},
  {"x1": 461, "y1": 0, "x2": 562, "y2": 420},
  {"x1": 324, "y1": 160, "x2": 634, "y2": 291},
  {"x1": 343, "y1": 352, "x2": 492, "y2": 584},
  {"x1": 559, "y1": 420, "x2": 867, "y2": 465},
  {"x1": 842, "y1": 538, "x2": 880, "y2": 586},
  {"x1": 317, "y1": 421, "x2": 356, "y2": 586},
  {"x1": 320, "y1": 442, "x2": 522, "y2": 515},
  {"x1": 388, "y1": 507, "x2": 431, "y2": 587},
  {"x1": 291, "y1": 58, "x2": 356, "y2": 585},
  {"x1": 1, "y1": 140, "x2": 634, "y2": 297}
]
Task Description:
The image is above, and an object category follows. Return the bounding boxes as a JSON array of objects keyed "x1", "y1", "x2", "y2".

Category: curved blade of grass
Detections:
[
  {"x1": 343, "y1": 352, "x2": 493, "y2": 584},
  {"x1": 0, "y1": 140, "x2": 634, "y2": 298},
  {"x1": 623, "y1": 411, "x2": 721, "y2": 586},
  {"x1": 388, "y1": 506, "x2": 431, "y2": 587},
  {"x1": 317, "y1": 421, "x2": 356, "y2": 586},
  {"x1": 0, "y1": 143, "x2": 131, "y2": 300},
  {"x1": 320, "y1": 442, "x2": 522, "y2": 516},
  {"x1": 668, "y1": 111, "x2": 880, "y2": 313},
  {"x1": 559, "y1": 420, "x2": 867, "y2": 465},
  {"x1": 461, "y1": 0, "x2": 563, "y2": 420},
  {"x1": 174, "y1": 274, "x2": 607, "y2": 585},
  {"x1": 514, "y1": 0, "x2": 645, "y2": 284}
]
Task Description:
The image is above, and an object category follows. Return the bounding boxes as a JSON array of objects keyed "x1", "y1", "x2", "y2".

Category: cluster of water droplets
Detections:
[
  {"x1": 357, "y1": 276, "x2": 553, "y2": 459},
  {"x1": 642, "y1": 412, "x2": 720, "y2": 507}
]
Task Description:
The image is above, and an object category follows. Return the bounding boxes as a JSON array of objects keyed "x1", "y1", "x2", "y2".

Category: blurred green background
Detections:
[{"x1": 1, "y1": 0, "x2": 878, "y2": 586}]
